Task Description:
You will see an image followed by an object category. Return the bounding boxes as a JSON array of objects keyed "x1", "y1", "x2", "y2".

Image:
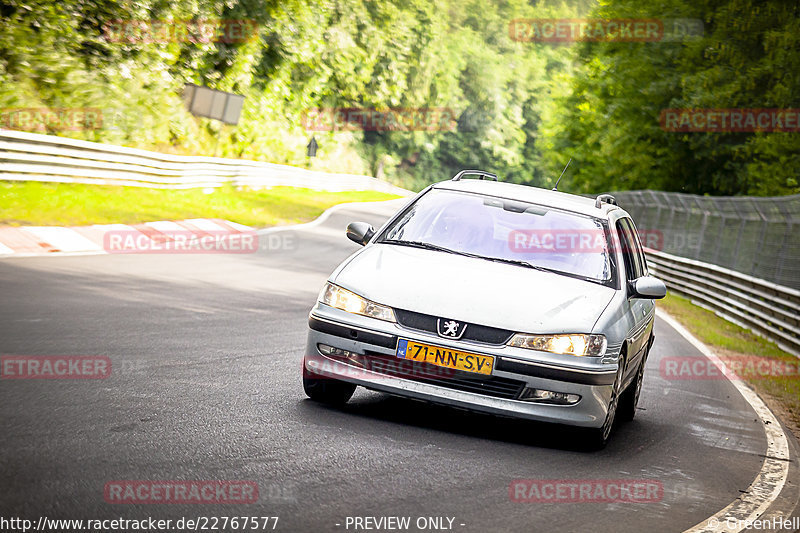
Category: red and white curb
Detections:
[
  {"x1": 0, "y1": 219, "x2": 254, "y2": 257},
  {"x1": 0, "y1": 199, "x2": 409, "y2": 259}
]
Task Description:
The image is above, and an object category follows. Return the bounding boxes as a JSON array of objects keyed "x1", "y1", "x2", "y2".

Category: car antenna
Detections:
[{"x1": 552, "y1": 158, "x2": 572, "y2": 191}]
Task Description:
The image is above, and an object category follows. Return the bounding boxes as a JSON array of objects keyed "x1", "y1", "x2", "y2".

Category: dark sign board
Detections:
[{"x1": 183, "y1": 84, "x2": 244, "y2": 125}]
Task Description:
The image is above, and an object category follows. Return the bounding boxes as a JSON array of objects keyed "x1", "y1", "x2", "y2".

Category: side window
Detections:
[
  {"x1": 615, "y1": 220, "x2": 638, "y2": 281},
  {"x1": 624, "y1": 218, "x2": 649, "y2": 277},
  {"x1": 620, "y1": 218, "x2": 645, "y2": 278}
]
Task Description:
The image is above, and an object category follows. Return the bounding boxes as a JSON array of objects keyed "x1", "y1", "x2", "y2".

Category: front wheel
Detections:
[
  {"x1": 302, "y1": 365, "x2": 356, "y2": 405},
  {"x1": 618, "y1": 357, "x2": 645, "y2": 422},
  {"x1": 585, "y1": 356, "x2": 625, "y2": 450}
]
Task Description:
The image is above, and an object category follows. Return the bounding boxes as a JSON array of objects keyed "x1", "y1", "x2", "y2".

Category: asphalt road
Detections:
[{"x1": 1, "y1": 201, "x2": 798, "y2": 533}]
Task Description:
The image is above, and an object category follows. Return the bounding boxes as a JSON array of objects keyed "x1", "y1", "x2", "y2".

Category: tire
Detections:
[
  {"x1": 618, "y1": 356, "x2": 645, "y2": 422},
  {"x1": 585, "y1": 354, "x2": 625, "y2": 450},
  {"x1": 619, "y1": 336, "x2": 653, "y2": 423},
  {"x1": 302, "y1": 366, "x2": 356, "y2": 405}
]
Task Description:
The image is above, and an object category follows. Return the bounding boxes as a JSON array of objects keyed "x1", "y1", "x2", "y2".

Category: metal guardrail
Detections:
[
  {"x1": 0, "y1": 130, "x2": 409, "y2": 194},
  {"x1": 646, "y1": 249, "x2": 800, "y2": 357}
]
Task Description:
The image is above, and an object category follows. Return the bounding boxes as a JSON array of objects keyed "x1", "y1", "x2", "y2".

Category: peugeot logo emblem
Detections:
[{"x1": 437, "y1": 318, "x2": 467, "y2": 339}]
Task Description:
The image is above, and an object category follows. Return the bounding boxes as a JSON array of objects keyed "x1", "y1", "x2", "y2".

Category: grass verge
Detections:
[
  {"x1": 658, "y1": 293, "x2": 800, "y2": 438},
  {"x1": 0, "y1": 181, "x2": 402, "y2": 227}
]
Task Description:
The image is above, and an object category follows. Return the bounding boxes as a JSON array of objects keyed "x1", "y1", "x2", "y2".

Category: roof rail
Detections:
[
  {"x1": 595, "y1": 194, "x2": 618, "y2": 209},
  {"x1": 452, "y1": 169, "x2": 498, "y2": 182}
]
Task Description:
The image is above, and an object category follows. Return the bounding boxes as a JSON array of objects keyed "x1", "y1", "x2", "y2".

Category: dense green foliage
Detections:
[
  {"x1": 546, "y1": 0, "x2": 800, "y2": 196},
  {"x1": 1, "y1": 0, "x2": 797, "y2": 195}
]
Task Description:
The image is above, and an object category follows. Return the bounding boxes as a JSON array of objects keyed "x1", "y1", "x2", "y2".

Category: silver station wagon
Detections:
[{"x1": 303, "y1": 170, "x2": 666, "y2": 447}]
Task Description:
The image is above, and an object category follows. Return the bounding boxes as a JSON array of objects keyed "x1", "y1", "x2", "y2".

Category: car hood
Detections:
[{"x1": 332, "y1": 244, "x2": 615, "y2": 334}]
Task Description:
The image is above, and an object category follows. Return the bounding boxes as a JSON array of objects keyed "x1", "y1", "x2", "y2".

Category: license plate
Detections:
[{"x1": 396, "y1": 339, "x2": 494, "y2": 376}]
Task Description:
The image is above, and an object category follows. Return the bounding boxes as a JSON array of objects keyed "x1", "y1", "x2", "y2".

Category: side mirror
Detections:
[
  {"x1": 631, "y1": 276, "x2": 667, "y2": 299},
  {"x1": 346, "y1": 222, "x2": 375, "y2": 246}
]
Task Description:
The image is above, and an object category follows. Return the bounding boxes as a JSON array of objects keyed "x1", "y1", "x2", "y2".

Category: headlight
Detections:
[
  {"x1": 318, "y1": 282, "x2": 396, "y2": 322},
  {"x1": 507, "y1": 333, "x2": 607, "y2": 357}
]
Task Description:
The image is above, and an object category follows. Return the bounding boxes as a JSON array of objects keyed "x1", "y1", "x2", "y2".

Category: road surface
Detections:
[{"x1": 1, "y1": 201, "x2": 798, "y2": 532}]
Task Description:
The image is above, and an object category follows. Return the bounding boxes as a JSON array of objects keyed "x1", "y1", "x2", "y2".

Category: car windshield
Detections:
[{"x1": 379, "y1": 188, "x2": 614, "y2": 283}]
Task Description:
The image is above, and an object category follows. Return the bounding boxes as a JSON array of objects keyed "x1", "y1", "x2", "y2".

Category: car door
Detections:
[
  {"x1": 626, "y1": 217, "x2": 656, "y2": 357},
  {"x1": 615, "y1": 217, "x2": 653, "y2": 384}
]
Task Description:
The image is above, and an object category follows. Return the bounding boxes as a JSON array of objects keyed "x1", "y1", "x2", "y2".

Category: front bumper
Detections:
[{"x1": 304, "y1": 304, "x2": 618, "y2": 428}]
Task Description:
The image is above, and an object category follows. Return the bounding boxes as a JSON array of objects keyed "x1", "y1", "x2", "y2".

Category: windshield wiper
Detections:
[
  {"x1": 381, "y1": 240, "x2": 464, "y2": 255},
  {"x1": 480, "y1": 256, "x2": 553, "y2": 272},
  {"x1": 481, "y1": 256, "x2": 601, "y2": 283}
]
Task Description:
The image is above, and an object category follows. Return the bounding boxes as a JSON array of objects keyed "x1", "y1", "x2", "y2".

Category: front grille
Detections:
[
  {"x1": 355, "y1": 354, "x2": 526, "y2": 400},
  {"x1": 394, "y1": 309, "x2": 514, "y2": 345}
]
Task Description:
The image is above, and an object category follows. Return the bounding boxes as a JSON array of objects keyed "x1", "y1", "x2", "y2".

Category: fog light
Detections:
[
  {"x1": 317, "y1": 344, "x2": 355, "y2": 357},
  {"x1": 519, "y1": 388, "x2": 580, "y2": 405}
]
